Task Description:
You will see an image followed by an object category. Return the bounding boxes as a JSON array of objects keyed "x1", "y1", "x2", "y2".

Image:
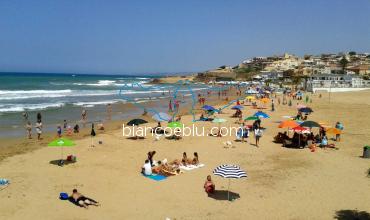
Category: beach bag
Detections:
[
  {"x1": 59, "y1": 192, "x2": 69, "y2": 200},
  {"x1": 0, "y1": 178, "x2": 9, "y2": 185},
  {"x1": 256, "y1": 130, "x2": 263, "y2": 137}
]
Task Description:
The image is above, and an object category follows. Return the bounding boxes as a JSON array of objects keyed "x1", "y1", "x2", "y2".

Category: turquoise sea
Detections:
[{"x1": 0, "y1": 72, "x2": 208, "y2": 137}]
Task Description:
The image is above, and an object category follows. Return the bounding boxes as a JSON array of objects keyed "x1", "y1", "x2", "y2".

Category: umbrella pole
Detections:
[{"x1": 228, "y1": 179, "x2": 230, "y2": 201}]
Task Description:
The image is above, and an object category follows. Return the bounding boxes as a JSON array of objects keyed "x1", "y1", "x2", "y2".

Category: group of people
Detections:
[
  {"x1": 275, "y1": 122, "x2": 343, "y2": 149},
  {"x1": 141, "y1": 151, "x2": 200, "y2": 177},
  {"x1": 237, "y1": 119, "x2": 263, "y2": 147},
  {"x1": 23, "y1": 112, "x2": 43, "y2": 140}
]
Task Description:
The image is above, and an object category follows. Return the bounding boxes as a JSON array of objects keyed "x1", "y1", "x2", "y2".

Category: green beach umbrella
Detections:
[
  {"x1": 212, "y1": 118, "x2": 227, "y2": 137},
  {"x1": 212, "y1": 118, "x2": 227, "y2": 123},
  {"x1": 48, "y1": 138, "x2": 75, "y2": 166},
  {"x1": 244, "y1": 116, "x2": 259, "y2": 121},
  {"x1": 167, "y1": 121, "x2": 183, "y2": 128}
]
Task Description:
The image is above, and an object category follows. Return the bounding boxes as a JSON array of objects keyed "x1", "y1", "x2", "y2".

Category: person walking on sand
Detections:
[
  {"x1": 57, "y1": 125, "x2": 62, "y2": 138},
  {"x1": 35, "y1": 120, "x2": 42, "y2": 140},
  {"x1": 106, "y1": 103, "x2": 112, "y2": 120},
  {"x1": 25, "y1": 121, "x2": 32, "y2": 139},
  {"x1": 254, "y1": 127, "x2": 263, "y2": 147},
  {"x1": 271, "y1": 99, "x2": 275, "y2": 112}
]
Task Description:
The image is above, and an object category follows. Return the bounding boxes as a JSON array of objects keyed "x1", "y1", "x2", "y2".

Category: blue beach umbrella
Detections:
[
  {"x1": 152, "y1": 112, "x2": 171, "y2": 122},
  {"x1": 202, "y1": 105, "x2": 218, "y2": 112},
  {"x1": 231, "y1": 105, "x2": 244, "y2": 110},
  {"x1": 254, "y1": 111, "x2": 270, "y2": 119}
]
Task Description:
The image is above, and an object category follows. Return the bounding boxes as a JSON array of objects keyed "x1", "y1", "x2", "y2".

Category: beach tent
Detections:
[
  {"x1": 48, "y1": 138, "x2": 75, "y2": 166},
  {"x1": 213, "y1": 165, "x2": 247, "y2": 201}
]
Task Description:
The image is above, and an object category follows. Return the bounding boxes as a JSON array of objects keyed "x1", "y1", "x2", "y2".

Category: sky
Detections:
[{"x1": 0, "y1": 0, "x2": 369, "y2": 75}]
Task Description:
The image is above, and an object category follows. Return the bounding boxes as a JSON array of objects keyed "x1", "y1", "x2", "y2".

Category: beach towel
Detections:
[
  {"x1": 143, "y1": 174, "x2": 167, "y2": 181},
  {"x1": 179, "y1": 164, "x2": 205, "y2": 171}
]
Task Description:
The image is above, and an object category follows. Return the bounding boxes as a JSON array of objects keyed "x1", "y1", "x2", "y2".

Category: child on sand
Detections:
[{"x1": 204, "y1": 175, "x2": 215, "y2": 194}]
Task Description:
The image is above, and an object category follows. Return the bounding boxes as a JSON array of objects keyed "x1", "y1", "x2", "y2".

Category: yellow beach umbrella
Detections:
[{"x1": 245, "y1": 96, "x2": 255, "y2": 100}]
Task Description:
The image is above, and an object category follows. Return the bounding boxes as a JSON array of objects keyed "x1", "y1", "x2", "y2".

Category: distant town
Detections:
[{"x1": 195, "y1": 52, "x2": 370, "y2": 92}]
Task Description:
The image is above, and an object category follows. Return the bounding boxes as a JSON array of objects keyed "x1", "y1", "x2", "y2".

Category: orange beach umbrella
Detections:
[{"x1": 278, "y1": 120, "x2": 299, "y2": 129}]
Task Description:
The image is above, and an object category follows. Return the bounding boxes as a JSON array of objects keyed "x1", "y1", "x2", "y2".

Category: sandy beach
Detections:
[{"x1": 1, "y1": 90, "x2": 370, "y2": 220}]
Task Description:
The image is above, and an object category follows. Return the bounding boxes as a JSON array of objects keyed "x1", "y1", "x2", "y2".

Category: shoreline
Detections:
[{"x1": 0, "y1": 88, "x2": 237, "y2": 163}]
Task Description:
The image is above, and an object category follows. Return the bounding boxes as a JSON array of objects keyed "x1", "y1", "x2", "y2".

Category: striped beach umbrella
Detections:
[{"x1": 213, "y1": 164, "x2": 247, "y2": 201}]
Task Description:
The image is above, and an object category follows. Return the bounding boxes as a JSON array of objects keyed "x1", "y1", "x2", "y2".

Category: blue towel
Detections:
[{"x1": 143, "y1": 174, "x2": 167, "y2": 181}]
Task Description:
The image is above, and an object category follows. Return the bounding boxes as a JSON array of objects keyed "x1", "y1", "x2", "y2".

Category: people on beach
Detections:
[
  {"x1": 335, "y1": 122, "x2": 343, "y2": 141},
  {"x1": 63, "y1": 120, "x2": 68, "y2": 130},
  {"x1": 204, "y1": 175, "x2": 215, "y2": 194},
  {"x1": 22, "y1": 112, "x2": 29, "y2": 123},
  {"x1": 74, "y1": 124, "x2": 80, "y2": 133},
  {"x1": 142, "y1": 159, "x2": 152, "y2": 176},
  {"x1": 37, "y1": 112, "x2": 42, "y2": 122},
  {"x1": 106, "y1": 103, "x2": 112, "y2": 120},
  {"x1": 254, "y1": 127, "x2": 263, "y2": 147},
  {"x1": 70, "y1": 189, "x2": 100, "y2": 209},
  {"x1": 81, "y1": 109, "x2": 87, "y2": 126},
  {"x1": 25, "y1": 121, "x2": 32, "y2": 139},
  {"x1": 57, "y1": 125, "x2": 62, "y2": 138},
  {"x1": 192, "y1": 152, "x2": 199, "y2": 165},
  {"x1": 147, "y1": 151, "x2": 156, "y2": 167},
  {"x1": 35, "y1": 120, "x2": 42, "y2": 140}
]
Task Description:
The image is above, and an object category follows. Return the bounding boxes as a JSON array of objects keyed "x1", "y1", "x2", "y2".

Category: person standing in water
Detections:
[
  {"x1": 35, "y1": 120, "x2": 42, "y2": 140},
  {"x1": 25, "y1": 121, "x2": 32, "y2": 139},
  {"x1": 81, "y1": 109, "x2": 87, "y2": 127}
]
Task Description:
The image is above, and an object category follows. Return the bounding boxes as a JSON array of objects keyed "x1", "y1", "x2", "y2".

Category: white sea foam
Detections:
[
  {"x1": 0, "y1": 90, "x2": 118, "y2": 100},
  {"x1": 73, "y1": 100, "x2": 121, "y2": 107},
  {"x1": 0, "y1": 103, "x2": 65, "y2": 113}
]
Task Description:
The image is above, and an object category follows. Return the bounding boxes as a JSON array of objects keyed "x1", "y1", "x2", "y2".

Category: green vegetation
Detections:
[
  {"x1": 339, "y1": 56, "x2": 349, "y2": 73},
  {"x1": 348, "y1": 51, "x2": 356, "y2": 56}
]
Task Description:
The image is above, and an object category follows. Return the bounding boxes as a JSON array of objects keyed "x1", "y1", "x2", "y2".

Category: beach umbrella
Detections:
[
  {"x1": 213, "y1": 164, "x2": 247, "y2": 201},
  {"x1": 292, "y1": 126, "x2": 310, "y2": 133},
  {"x1": 244, "y1": 116, "x2": 259, "y2": 121},
  {"x1": 245, "y1": 96, "x2": 255, "y2": 101},
  {"x1": 167, "y1": 121, "x2": 183, "y2": 128},
  {"x1": 325, "y1": 127, "x2": 342, "y2": 135},
  {"x1": 296, "y1": 104, "x2": 307, "y2": 109},
  {"x1": 299, "y1": 107, "x2": 313, "y2": 114},
  {"x1": 48, "y1": 138, "x2": 75, "y2": 165},
  {"x1": 127, "y1": 118, "x2": 148, "y2": 126},
  {"x1": 212, "y1": 118, "x2": 227, "y2": 123},
  {"x1": 260, "y1": 98, "x2": 270, "y2": 104},
  {"x1": 152, "y1": 112, "x2": 171, "y2": 122},
  {"x1": 300, "y1": 121, "x2": 320, "y2": 128},
  {"x1": 231, "y1": 105, "x2": 244, "y2": 110},
  {"x1": 278, "y1": 120, "x2": 299, "y2": 129},
  {"x1": 202, "y1": 105, "x2": 217, "y2": 112},
  {"x1": 254, "y1": 111, "x2": 270, "y2": 119},
  {"x1": 212, "y1": 118, "x2": 227, "y2": 137}
]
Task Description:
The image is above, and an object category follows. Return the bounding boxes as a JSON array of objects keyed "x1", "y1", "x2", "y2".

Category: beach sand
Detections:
[{"x1": 1, "y1": 90, "x2": 370, "y2": 220}]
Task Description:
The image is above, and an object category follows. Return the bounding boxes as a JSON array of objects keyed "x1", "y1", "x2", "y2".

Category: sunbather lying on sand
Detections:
[
  {"x1": 152, "y1": 161, "x2": 180, "y2": 176},
  {"x1": 70, "y1": 189, "x2": 100, "y2": 209}
]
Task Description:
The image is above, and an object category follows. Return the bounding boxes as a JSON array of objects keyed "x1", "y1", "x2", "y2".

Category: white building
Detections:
[{"x1": 307, "y1": 74, "x2": 370, "y2": 92}]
